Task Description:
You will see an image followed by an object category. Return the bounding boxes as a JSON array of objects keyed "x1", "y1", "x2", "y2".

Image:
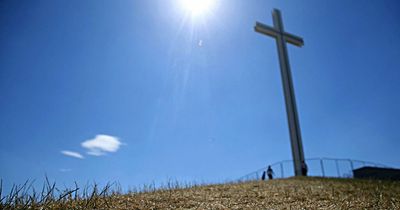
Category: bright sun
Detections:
[{"x1": 180, "y1": 0, "x2": 215, "y2": 17}]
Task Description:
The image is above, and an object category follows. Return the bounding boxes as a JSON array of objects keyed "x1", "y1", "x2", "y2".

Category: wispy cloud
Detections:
[
  {"x1": 81, "y1": 134, "x2": 121, "y2": 156},
  {"x1": 59, "y1": 168, "x2": 72, "y2": 172},
  {"x1": 61, "y1": 150, "x2": 84, "y2": 159}
]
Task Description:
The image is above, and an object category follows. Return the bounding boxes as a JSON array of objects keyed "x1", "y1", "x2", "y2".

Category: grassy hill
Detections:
[{"x1": 2, "y1": 177, "x2": 400, "y2": 209}]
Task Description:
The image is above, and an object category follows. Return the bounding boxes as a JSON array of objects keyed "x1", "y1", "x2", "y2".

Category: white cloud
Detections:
[
  {"x1": 81, "y1": 134, "x2": 121, "y2": 156},
  {"x1": 61, "y1": 150, "x2": 84, "y2": 159}
]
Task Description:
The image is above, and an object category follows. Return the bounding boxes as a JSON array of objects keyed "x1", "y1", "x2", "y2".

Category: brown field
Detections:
[{"x1": 2, "y1": 177, "x2": 400, "y2": 209}]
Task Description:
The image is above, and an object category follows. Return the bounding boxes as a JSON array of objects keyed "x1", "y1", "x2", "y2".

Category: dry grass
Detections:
[{"x1": 1, "y1": 177, "x2": 399, "y2": 209}]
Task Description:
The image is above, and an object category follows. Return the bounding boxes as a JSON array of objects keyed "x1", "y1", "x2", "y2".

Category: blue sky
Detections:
[{"x1": 1, "y1": 0, "x2": 400, "y2": 190}]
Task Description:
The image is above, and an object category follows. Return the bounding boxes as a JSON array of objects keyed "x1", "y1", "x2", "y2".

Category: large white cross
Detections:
[{"x1": 255, "y1": 9, "x2": 306, "y2": 176}]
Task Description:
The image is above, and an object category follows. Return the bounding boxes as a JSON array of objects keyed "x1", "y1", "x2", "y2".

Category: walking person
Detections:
[
  {"x1": 267, "y1": 165, "x2": 274, "y2": 180},
  {"x1": 301, "y1": 161, "x2": 308, "y2": 176}
]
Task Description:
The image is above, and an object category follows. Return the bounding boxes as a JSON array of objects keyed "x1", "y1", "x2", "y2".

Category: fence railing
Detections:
[{"x1": 238, "y1": 157, "x2": 389, "y2": 182}]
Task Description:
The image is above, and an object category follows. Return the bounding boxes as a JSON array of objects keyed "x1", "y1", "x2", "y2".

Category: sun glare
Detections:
[{"x1": 180, "y1": 0, "x2": 215, "y2": 17}]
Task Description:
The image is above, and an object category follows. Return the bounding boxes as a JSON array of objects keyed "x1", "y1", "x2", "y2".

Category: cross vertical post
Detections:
[{"x1": 255, "y1": 9, "x2": 306, "y2": 176}]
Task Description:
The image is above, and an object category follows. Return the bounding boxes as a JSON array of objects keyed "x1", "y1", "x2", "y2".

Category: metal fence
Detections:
[{"x1": 238, "y1": 157, "x2": 389, "y2": 181}]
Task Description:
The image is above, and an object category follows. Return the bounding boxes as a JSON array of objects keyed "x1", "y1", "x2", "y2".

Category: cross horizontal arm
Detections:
[
  {"x1": 255, "y1": 22, "x2": 304, "y2": 47},
  {"x1": 255, "y1": 22, "x2": 279, "y2": 38},
  {"x1": 284, "y1": 32, "x2": 304, "y2": 47}
]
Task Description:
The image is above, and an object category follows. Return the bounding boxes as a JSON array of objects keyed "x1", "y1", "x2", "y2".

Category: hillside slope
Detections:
[
  {"x1": 117, "y1": 177, "x2": 400, "y2": 209},
  {"x1": 2, "y1": 177, "x2": 400, "y2": 209}
]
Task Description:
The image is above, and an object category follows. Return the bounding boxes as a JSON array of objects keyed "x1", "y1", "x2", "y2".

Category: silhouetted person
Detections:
[
  {"x1": 267, "y1": 165, "x2": 274, "y2": 180},
  {"x1": 301, "y1": 161, "x2": 308, "y2": 176},
  {"x1": 261, "y1": 171, "x2": 266, "y2": 180}
]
